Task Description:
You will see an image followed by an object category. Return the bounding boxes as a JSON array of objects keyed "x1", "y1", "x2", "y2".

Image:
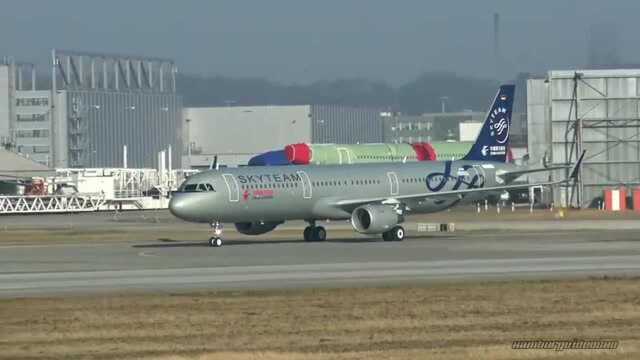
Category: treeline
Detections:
[{"x1": 178, "y1": 72, "x2": 500, "y2": 115}]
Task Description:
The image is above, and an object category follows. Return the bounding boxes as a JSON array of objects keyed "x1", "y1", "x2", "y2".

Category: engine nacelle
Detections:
[
  {"x1": 350, "y1": 204, "x2": 402, "y2": 234},
  {"x1": 234, "y1": 221, "x2": 282, "y2": 235}
]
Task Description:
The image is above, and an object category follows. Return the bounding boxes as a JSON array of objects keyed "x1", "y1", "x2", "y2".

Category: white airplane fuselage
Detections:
[{"x1": 169, "y1": 160, "x2": 516, "y2": 223}]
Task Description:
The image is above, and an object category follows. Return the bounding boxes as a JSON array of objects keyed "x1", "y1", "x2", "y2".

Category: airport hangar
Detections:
[
  {"x1": 0, "y1": 50, "x2": 182, "y2": 170},
  {"x1": 528, "y1": 69, "x2": 640, "y2": 208}
]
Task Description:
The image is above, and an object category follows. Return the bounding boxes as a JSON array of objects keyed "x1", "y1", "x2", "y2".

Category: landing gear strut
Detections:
[
  {"x1": 209, "y1": 221, "x2": 223, "y2": 247},
  {"x1": 382, "y1": 225, "x2": 405, "y2": 242},
  {"x1": 303, "y1": 220, "x2": 326, "y2": 242}
]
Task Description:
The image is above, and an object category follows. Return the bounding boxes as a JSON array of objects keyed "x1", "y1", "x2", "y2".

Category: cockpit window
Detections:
[
  {"x1": 181, "y1": 183, "x2": 215, "y2": 192},
  {"x1": 183, "y1": 184, "x2": 198, "y2": 192}
]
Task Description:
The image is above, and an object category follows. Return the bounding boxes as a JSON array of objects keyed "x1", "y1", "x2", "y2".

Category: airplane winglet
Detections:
[
  {"x1": 569, "y1": 150, "x2": 586, "y2": 180},
  {"x1": 210, "y1": 155, "x2": 219, "y2": 171}
]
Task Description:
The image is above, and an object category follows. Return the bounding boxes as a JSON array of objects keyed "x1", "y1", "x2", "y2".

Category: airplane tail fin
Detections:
[{"x1": 462, "y1": 84, "x2": 515, "y2": 163}]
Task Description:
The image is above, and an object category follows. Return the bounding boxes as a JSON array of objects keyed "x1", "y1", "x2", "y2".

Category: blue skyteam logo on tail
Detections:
[
  {"x1": 491, "y1": 106, "x2": 509, "y2": 144},
  {"x1": 463, "y1": 84, "x2": 515, "y2": 163}
]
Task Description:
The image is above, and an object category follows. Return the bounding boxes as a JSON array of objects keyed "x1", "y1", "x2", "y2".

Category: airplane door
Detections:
[
  {"x1": 222, "y1": 174, "x2": 240, "y2": 202},
  {"x1": 337, "y1": 147, "x2": 351, "y2": 164},
  {"x1": 297, "y1": 171, "x2": 312, "y2": 199},
  {"x1": 387, "y1": 172, "x2": 399, "y2": 196}
]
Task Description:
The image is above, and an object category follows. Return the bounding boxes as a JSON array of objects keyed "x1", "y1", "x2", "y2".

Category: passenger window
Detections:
[
  {"x1": 205, "y1": 184, "x2": 215, "y2": 191},
  {"x1": 197, "y1": 184, "x2": 208, "y2": 192}
]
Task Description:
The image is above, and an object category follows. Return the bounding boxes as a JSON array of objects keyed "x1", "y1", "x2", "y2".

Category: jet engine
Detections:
[
  {"x1": 234, "y1": 221, "x2": 282, "y2": 235},
  {"x1": 350, "y1": 204, "x2": 402, "y2": 234}
]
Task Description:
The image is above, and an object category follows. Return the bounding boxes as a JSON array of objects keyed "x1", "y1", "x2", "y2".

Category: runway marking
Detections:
[
  {"x1": 137, "y1": 251, "x2": 157, "y2": 257},
  {"x1": 2, "y1": 255, "x2": 640, "y2": 296},
  {"x1": 0, "y1": 242, "x2": 134, "y2": 249}
]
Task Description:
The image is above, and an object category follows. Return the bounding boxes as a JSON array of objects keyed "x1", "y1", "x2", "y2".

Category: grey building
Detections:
[
  {"x1": 0, "y1": 60, "x2": 51, "y2": 166},
  {"x1": 528, "y1": 69, "x2": 640, "y2": 207},
  {"x1": 0, "y1": 63, "x2": 11, "y2": 147},
  {"x1": 59, "y1": 90, "x2": 181, "y2": 168},
  {"x1": 0, "y1": 51, "x2": 182, "y2": 169},
  {"x1": 14, "y1": 90, "x2": 52, "y2": 166},
  {"x1": 383, "y1": 110, "x2": 527, "y2": 147},
  {"x1": 383, "y1": 112, "x2": 485, "y2": 143},
  {"x1": 183, "y1": 105, "x2": 384, "y2": 167},
  {"x1": 311, "y1": 105, "x2": 383, "y2": 144},
  {"x1": 51, "y1": 50, "x2": 182, "y2": 169}
]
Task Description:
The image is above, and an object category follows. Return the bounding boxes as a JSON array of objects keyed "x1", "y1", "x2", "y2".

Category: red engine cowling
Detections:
[
  {"x1": 284, "y1": 143, "x2": 312, "y2": 164},
  {"x1": 411, "y1": 142, "x2": 437, "y2": 161}
]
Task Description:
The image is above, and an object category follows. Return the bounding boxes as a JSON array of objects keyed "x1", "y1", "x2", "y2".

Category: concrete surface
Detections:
[{"x1": 1, "y1": 210, "x2": 640, "y2": 297}]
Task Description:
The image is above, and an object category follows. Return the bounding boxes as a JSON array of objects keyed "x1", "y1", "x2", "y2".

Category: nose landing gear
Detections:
[{"x1": 209, "y1": 221, "x2": 223, "y2": 247}]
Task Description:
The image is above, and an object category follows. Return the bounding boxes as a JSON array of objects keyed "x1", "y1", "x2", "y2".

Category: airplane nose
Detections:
[{"x1": 169, "y1": 193, "x2": 189, "y2": 220}]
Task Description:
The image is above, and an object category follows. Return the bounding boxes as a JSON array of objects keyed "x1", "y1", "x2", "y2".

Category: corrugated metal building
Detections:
[
  {"x1": 183, "y1": 105, "x2": 383, "y2": 167},
  {"x1": 50, "y1": 50, "x2": 182, "y2": 169},
  {"x1": 59, "y1": 91, "x2": 181, "y2": 168},
  {"x1": 528, "y1": 69, "x2": 640, "y2": 207},
  {"x1": 311, "y1": 105, "x2": 383, "y2": 143}
]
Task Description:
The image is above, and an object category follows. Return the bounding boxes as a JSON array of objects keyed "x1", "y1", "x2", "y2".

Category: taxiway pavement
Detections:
[{"x1": 1, "y1": 216, "x2": 639, "y2": 297}]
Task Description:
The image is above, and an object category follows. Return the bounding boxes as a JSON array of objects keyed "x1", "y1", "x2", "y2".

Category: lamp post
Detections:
[
  {"x1": 440, "y1": 96, "x2": 449, "y2": 113},
  {"x1": 185, "y1": 118, "x2": 192, "y2": 168}
]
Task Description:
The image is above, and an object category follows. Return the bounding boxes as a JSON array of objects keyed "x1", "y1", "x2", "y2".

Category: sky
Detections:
[{"x1": 0, "y1": 0, "x2": 638, "y2": 84}]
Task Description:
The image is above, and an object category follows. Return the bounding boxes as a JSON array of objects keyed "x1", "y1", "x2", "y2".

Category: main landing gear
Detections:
[
  {"x1": 209, "y1": 221, "x2": 223, "y2": 247},
  {"x1": 303, "y1": 220, "x2": 327, "y2": 242},
  {"x1": 382, "y1": 225, "x2": 405, "y2": 242}
]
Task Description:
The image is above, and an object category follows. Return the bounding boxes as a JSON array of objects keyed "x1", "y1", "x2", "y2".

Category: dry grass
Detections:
[{"x1": 1, "y1": 278, "x2": 639, "y2": 359}]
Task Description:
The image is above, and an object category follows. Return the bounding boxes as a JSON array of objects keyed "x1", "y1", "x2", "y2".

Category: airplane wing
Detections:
[
  {"x1": 498, "y1": 165, "x2": 567, "y2": 183},
  {"x1": 333, "y1": 180, "x2": 559, "y2": 208},
  {"x1": 334, "y1": 151, "x2": 585, "y2": 209}
]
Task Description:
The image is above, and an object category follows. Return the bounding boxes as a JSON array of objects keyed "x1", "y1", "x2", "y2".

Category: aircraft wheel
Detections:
[
  {"x1": 209, "y1": 237, "x2": 223, "y2": 247},
  {"x1": 312, "y1": 226, "x2": 327, "y2": 241},
  {"x1": 390, "y1": 226, "x2": 405, "y2": 241},
  {"x1": 303, "y1": 226, "x2": 313, "y2": 242},
  {"x1": 383, "y1": 226, "x2": 405, "y2": 242}
]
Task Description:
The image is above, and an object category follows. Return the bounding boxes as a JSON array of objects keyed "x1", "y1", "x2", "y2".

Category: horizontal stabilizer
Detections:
[{"x1": 499, "y1": 150, "x2": 586, "y2": 183}]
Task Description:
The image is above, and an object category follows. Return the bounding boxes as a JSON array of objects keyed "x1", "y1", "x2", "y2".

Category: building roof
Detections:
[{"x1": 0, "y1": 149, "x2": 53, "y2": 180}]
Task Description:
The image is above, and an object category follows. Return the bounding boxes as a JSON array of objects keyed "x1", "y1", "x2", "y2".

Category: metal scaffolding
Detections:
[
  {"x1": 549, "y1": 70, "x2": 640, "y2": 207},
  {"x1": 51, "y1": 49, "x2": 176, "y2": 93}
]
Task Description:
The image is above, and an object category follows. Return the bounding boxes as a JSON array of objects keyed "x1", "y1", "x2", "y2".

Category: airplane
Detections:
[{"x1": 169, "y1": 85, "x2": 584, "y2": 247}]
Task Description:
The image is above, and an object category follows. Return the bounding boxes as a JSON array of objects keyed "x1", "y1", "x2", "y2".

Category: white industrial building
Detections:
[
  {"x1": 528, "y1": 69, "x2": 640, "y2": 207},
  {"x1": 183, "y1": 105, "x2": 384, "y2": 168}
]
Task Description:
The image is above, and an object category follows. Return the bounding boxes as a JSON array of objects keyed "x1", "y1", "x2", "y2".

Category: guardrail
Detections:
[{"x1": 0, "y1": 195, "x2": 107, "y2": 214}]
